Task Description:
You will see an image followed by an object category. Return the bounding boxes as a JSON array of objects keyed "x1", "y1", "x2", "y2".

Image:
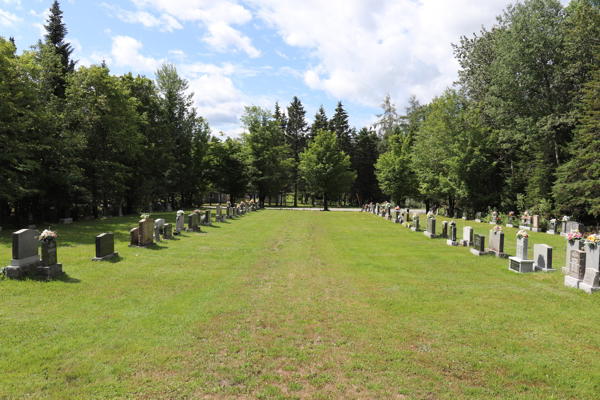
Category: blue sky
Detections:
[{"x1": 1, "y1": 0, "x2": 571, "y2": 137}]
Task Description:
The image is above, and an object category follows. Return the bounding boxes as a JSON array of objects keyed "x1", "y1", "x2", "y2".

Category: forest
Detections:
[{"x1": 0, "y1": 0, "x2": 598, "y2": 225}]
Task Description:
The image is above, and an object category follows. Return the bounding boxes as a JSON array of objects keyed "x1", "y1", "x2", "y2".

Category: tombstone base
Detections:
[
  {"x1": 4, "y1": 260, "x2": 41, "y2": 279},
  {"x1": 128, "y1": 243, "x2": 156, "y2": 248},
  {"x1": 59, "y1": 218, "x2": 73, "y2": 224},
  {"x1": 27, "y1": 224, "x2": 36, "y2": 229},
  {"x1": 215, "y1": 216, "x2": 224, "y2": 223},
  {"x1": 579, "y1": 282, "x2": 600, "y2": 294},
  {"x1": 201, "y1": 222, "x2": 212, "y2": 227},
  {"x1": 475, "y1": 219, "x2": 481, "y2": 223},
  {"x1": 12, "y1": 255, "x2": 41, "y2": 267},
  {"x1": 564, "y1": 275, "x2": 582, "y2": 289},
  {"x1": 392, "y1": 219, "x2": 401, "y2": 224},
  {"x1": 410, "y1": 227, "x2": 421, "y2": 232},
  {"x1": 534, "y1": 265, "x2": 556, "y2": 273},
  {"x1": 424, "y1": 231, "x2": 436, "y2": 239},
  {"x1": 508, "y1": 257, "x2": 534, "y2": 273},
  {"x1": 92, "y1": 252, "x2": 119, "y2": 261},
  {"x1": 487, "y1": 249, "x2": 508, "y2": 258},
  {"x1": 446, "y1": 240, "x2": 458, "y2": 246},
  {"x1": 561, "y1": 266, "x2": 569, "y2": 274},
  {"x1": 519, "y1": 226, "x2": 531, "y2": 231},
  {"x1": 186, "y1": 227, "x2": 201, "y2": 232},
  {"x1": 532, "y1": 228, "x2": 542, "y2": 232},
  {"x1": 459, "y1": 240, "x2": 472, "y2": 247},
  {"x1": 385, "y1": 215, "x2": 392, "y2": 221},
  {"x1": 470, "y1": 248, "x2": 487, "y2": 256},
  {"x1": 36, "y1": 263, "x2": 63, "y2": 278},
  {"x1": 506, "y1": 224, "x2": 514, "y2": 228}
]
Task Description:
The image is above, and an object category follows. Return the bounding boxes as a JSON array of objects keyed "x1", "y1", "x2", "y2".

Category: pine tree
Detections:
[
  {"x1": 329, "y1": 101, "x2": 352, "y2": 157},
  {"x1": 285, "y1": 96, "x2": 308, "y2": 207},
  {"x1": 310, "y1": 105, "x2": 328, "y2": 142},
  {"x1": 44, "y1": 0, "x2": 76, "y2": 98},
  {"x1": 273, "y1": 101, "x2": 287, "y2": 132}
]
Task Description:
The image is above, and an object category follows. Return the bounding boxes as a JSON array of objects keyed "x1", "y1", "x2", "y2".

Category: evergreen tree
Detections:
[
  {"x1": 285, "y1": 96, "x2": 308, "y2": 207},
  {"x1": 44, "y1": 0, "x2": 76, "y2": 98},
  {"x1": 353, "y1": 127, "x2": 382, "y2": 204},
  {"x1": 273, "y1": 101, "x2": 287, "y2": 132},
  {"x1": 329, "y1": 101, "x2": 352, "y2": 156},
  {"x1": 310, "y1": 105, "x2": 328, "y2": 142}
]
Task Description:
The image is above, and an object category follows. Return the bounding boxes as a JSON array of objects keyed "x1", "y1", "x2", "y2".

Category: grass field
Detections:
[{"x1": 1, "y1": 210, "x2": 599, "y2": 399}]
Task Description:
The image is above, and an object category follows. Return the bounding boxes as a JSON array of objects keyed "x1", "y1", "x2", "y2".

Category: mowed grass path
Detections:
[{"x1": 1, "y1": 211, "x2": 599, "y2": 399}]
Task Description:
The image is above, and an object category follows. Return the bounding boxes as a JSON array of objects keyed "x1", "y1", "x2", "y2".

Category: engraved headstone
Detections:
[
  {"x1": 93, "y1": 233, "x2": 118, "y2": 261},
  {"x1": 440, "y1": 221, "x2": 448, "y2": 238},
  {"x1": 580, "y1": 269, "x2": 600, "y2": 294},
  {"x1": 166, "y1": 202, "x2": 172, "y2": 212},
  {"x1": 471, "y1": 234, "x2": 486, "y2": 256},
  {"x1": 585, "y1": 243, "x2": 600, "y2": 272},
  {"x1": 410, "y1": 215, "x2": 420, "y2": 232},
  {"x1": 506, "y1": 215, "x2": 514, "y2": 228},
  {"x1": 475, "y1": 212, "x2": 482, "y2": 223},
  {"x1": 563, "y1": 239, "x2": 583, "y2": 274},
  {"x1": 516, "y1": 237, "x2": 528, "y2": 260},
  {"x1": 565, "y1": 250, "x2": 586, "y2": 288},
  {"x1": 175, "y1": 215, "x2": 184, "y2": 234},
  {"x1": 130, "y1": 227, "x2": 139, "y2": 246},
  {"x1": 424, "y1": 218, "x2": 436, "y2": 238},
  {"x1": 487, "y1": 230, "x2": 506, "y2": 258},
  {"x1": 531, "y1": 215, "x2": 541, "y2": 232},
  {"x1": 4, "y1": 229, "x2": 42, "y2": 278},
  {"x1": 547, "y1": 220, "x2": 558, "y2": 235}
]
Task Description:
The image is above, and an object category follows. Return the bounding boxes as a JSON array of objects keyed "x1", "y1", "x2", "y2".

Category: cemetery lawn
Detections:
[{"x1": 1, "y1": 211, "x2": 599, "y2": 400}]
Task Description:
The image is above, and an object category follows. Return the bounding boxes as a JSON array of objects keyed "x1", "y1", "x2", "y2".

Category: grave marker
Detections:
[
  {"x1": 533, "y1": 244, "x2": 554, "y2": 272},
  {"x1": 508, "y1": 234, "x2": 535, "y2": 273},
  {"x1": 487, "y1": 229, "x2": 506, "y2": 258},
  {"x1": 470, "y1": 234, "x2": 486, "y2": 256},
  {"x1": 93, "y1": 233, "x2": 119, "y2": 261},
  {"x1": 565, "y1": 250, "x2": 586, "y2": 288}
]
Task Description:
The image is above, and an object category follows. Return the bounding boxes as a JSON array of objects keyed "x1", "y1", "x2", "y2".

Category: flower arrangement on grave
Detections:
[
  {"x1": 508, "y1": 211, "x2": 515, "y2": 216},
  {"x1": 140, "y1": 213, "x2": 150, "y2": 220},
  {"x1": 194, "y1": 209, "x2": 202, "y2": 213},
  {"x1": 427, "y1": 211, "x2": 434, "y2": 219},
  {"x1": 566, "y1": 229, "x2": 582, "y2": 242},
  {"x1": 177, "y1": 210, "x2": 185, "y2": 217},
  {"x1": 585, "y1": 234, "x2": 598, "y2": 246},
  {"x1": 449, "y1": 220, "x2": 456, "y2": 226},
  {"x1": 493, "y1": 225, "x2": 503, "y2": 233},
  {"x1": 38, "y1": 228, "x2": 57, "y2": 243},
  {"x1": 550, "y1": 218, "x2": 557, "y2": 223},
  {"x1": 395, "y1": 206, "x2": 400, "y2": 210},
  {"x1": 516, "y1": 230, "x2": 529, "y2": 239},
  {"x1": 412, "y1": 212, "x2": 418, "y2": 221},
  {"x1": 562, "y1": 216, "x2": 570, "y2": 221}
]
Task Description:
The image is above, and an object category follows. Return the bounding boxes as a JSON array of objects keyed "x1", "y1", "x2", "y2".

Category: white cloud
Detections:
[
  {"x1": 111, "y1": 35, "x2": 164, "y2": 72},
  {"x1": 101, "y1": 3, "x2": 183, "y2": 32},
  {"x1": 250, "y1": 0, "x2": 517, "y2": 107},
  {"x1": 122, "y1": 0, "x2": 260, "y2": 57},
  {"x1": 1, "y1": 0, "x2": 21, "y2": 5},
  {"x1": 202, "y1": 21, "x2": 260, "y2": 58},
  {"x1": 0, "y1": 8, "x2": 22, "y2": 27},
  {"x1": 78, "y1": 52, "x2": 113, "y2": 68}
]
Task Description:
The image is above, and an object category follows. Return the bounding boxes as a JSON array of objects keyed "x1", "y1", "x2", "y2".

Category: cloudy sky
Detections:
[{"x1": 1, "y1": 0, "x2": 571, "y2": 136}]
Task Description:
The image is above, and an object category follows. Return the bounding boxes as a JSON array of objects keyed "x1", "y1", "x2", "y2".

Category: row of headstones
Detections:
[
  {"x1": 367, "y1": 211, "x2": 600, "y2": 293},
  {"x1": 3, "y1": 203, "x2": 260, "y2": 279}
]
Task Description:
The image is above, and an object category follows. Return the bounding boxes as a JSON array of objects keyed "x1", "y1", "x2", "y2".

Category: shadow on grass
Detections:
[{"x1": 53, "y1": 273, "x2": 81, "y2": 283}]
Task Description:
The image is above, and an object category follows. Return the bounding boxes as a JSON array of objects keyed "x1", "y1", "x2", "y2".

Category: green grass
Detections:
[{"x1": 1, "y1": 210, "x2": 599, "y2": 399}]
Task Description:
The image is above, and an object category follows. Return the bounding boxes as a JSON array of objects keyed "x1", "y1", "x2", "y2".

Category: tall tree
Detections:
[
  {"x1": 44, "y1": 0, "x2": 76, "y2": 98},
  {"x1": 353, "y1": 127, "x2": 383, "y2": 204},
  {"x1": 285, "y1": 96, "x2": 308, "y2": 206},
  {"x1": 299, "y1": 129, "x2": 356, "y2": 211},
  {"x1": 310, "y1": 105, "x2": 328, "y2": 142}
]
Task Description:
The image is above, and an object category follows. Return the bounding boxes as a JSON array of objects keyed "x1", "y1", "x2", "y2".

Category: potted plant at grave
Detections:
[
  {"x1": 412, "y1": 212, "x2": 418, "y2": 221},
  {"x1": 493, "y1": 225, "x2": 503, "y2": 234},
  {"x1": 427, "y1": 211, "x2": 434, "y2": 219},
  {"x1": 140, "y1": 213, "x2": 150, "y2": 221},
  {"x1": 177, "y1": 210, "x2": 185, "y2": 217},
  {"x1": 584, "y1": 234, "x2": 598, "y2": 247},
  {"x1": 194, "y1": 209, "x2": 202, "y2": 214},
  {"x1": 449, "y1": 220, "x2": 456, "y2": 226},
  {"x1": 516, "y1": 230, "x2": 528, "y2": 239},
  {"x1": 566, "y1": 229, "x2": 582, "y2": 242},
  {"x1": 562, "y1": 215, "x2": 570, "y2": 222},
  {"x1": 39, "y1": 228, "x2": 57, "y2": 243}
]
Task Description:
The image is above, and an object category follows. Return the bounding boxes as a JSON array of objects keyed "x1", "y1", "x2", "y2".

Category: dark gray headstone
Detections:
[
  {"x1": 130, "y1": 227, "x2": 139, "y2": 246},
  {"x1": 450, "y1": 225, "x2": 457, "y2": 241},
  {"x1": 95, "y1": 233, "x2": 115, "y2": 258},
  {"x1": 12, "y1": 229, "x2": 38, "y2": 263},
  {"x1": 163, "y1": 223, "x2": 173, "y2": 239},
  {"x1": 474, "y1": 234, "x2": 485, "y2": 252},
  {"x1": 40, "y1": 239, "x2": 57, "y2": 267}
]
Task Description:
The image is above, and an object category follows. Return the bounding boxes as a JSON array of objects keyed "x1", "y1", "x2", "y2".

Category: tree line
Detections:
[{"x1": 1, "y1": 0, "x2": 599, "y2": 225}]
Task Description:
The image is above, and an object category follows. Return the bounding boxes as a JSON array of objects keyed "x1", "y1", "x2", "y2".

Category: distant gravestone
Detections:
[
  {"x1": 440, "y1": 221, "x2": 448, "y2": 238},
  {"x1": 447, "y1": 224, "x2": 458, "y2": 246},
  {"x1": 490, "y1": 211, "x2": 498, "y2": 225},
  {"x1": 38, "y1": 236, "x2": 62, "y2": 278},
  {"x1": 136, "y1": 218, "x2": 154, "y2": 247},
  {"x1": 460, "y1": 226, "x2": 473, "y2": 247},
  {"x1": 155, "y1": 218, "x2": 165, "y2": 242},
  {"x1": 531, "y1": 215, "x2": 541, "y2": 232},
  {"x1": 487, "y1": 230, "x2": 506, "y2": 258},
  {"x1": 563, "y1": 221, "x2": 584, "y2": 236},
  {"x1": 215, "y1": 205, "x2": 224, "y2": 222},
  {"x1": 187, "y1": 213, "x2": 200, "y2": 232},
  {"x1": 565, "y1": 250, "x2": 586, "y2": 288},
  {"x1": 166, "y1": 203, "x2": 173, "y2": 212},
  {"x1": 508, "y1": 236, "x2": 534, "y2": 273},
  {"x1": 424, "y1": 217, "x2": 436, "y2": 238},
  {"x1": 59, "y1": 218, "x2": 73, "y2": 224},
  {"x1": 393, "y1": 210, "x2": 401, "y2": 224},
  {"x1": 163, "y1": 223, "x2": 173, "y2": 239},
  {"x1": 563, "y1": 239, "x2": 583, "y2": 274},
  {"x1": 410, "y1": 215, "x2": 420, "y2": 232},
  {"x1": 475, "y1": 212, "x2": 482, "y2": 223},
  {"x1": 202, "y1": 210, "x2": 212, "y2": 226},
  {"x1": 386, "y1": 205, "x2": 392, "y2": 221},
  {"x1": 403, "y1": 212, "x2": 410, "y2": 227},
  {"x1": 547, "y1": 220, "x2": 558, "y2": 235},
  {"x1": 580, "y1": 269, "x2": 600, "y2": 294},
  {"x1": 533, "y1": 244, "x2": 554, "y2": 272},
  {"x1": 175, "y1": 215, "x2": 185, "y2": 235},
  {"x1": 118, "y1": 205, "x2": 123, "y2": 217},
  {"x1": 506, "y1": 215, "x2": 514, "y2": 228},
  {"x1": 4, "y1": 229, "x2": 41, "y2": 279},
  {"x1": 130, "y1": 227, "x2": 139, "y2": 246},
  {"x1": 470, "y1": 234, "x2": 486, "y2": 256},
  {"x1": 93, "y1": 233, "x2": 118, "y2": 261}
]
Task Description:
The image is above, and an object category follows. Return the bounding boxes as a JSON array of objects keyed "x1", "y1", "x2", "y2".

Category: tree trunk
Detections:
[
  {"x1": 323, "y1": 194, "x2": 329, "y2": 211},
  {"x1": 425, "y1": 199, "x2": 430, "y2": 214},
  {"x1": 294, "y1": 182, "x2": 298, "y2": 207}
]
